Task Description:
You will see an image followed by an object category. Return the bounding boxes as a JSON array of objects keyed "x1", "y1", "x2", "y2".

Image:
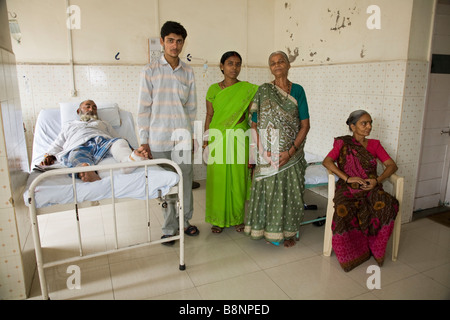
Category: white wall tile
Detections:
[
  {"x1": 364, "y1": 95, "x2": 384, "y2": 127},
  {"x1": 367, "y1": 63, "x2": 386, "y2": 96},
  {"x1": 401, "y1": 96, "x2": 426, "y2": 129},
  {"x1": 404, "y1": 61, "x2": 429, "y2": 97},
  {"x1": 0, "y1": 55, "x2": 7, "y2": 102},
  {"x1": 28, "y1": 65, "x2": 54, "y2": 93},
  {"x1": 89, "y1": 66, "x2": 109, "y2": 91},
  {"x1": 2, "y1": 51, "x2": 14, "y2": 99},
  {"x1": 52, "y1": 65, "x2": 72, "y2": 95},
  {"x1": 0, "y1": 47, "x2": 30, "y2": 300},
  {"x1": 73, "y1": 65, "x2": 91, "y2": 92},
  {"x1": 377, "y1": 128, "x2": 399, "y2": 161},
  {"x1": 349, "y1": 63, "x2": 368, "y2": 95},
  {"x1": 0, "y1": 156, "x2": 12, "y2": 209},
  {"x1": 383, "y1": 95, "x2": 403, "y2": 131},
  {"x1": 395, "y1": 162, "x2": 418, "y2": 205},
  {"x1": 402, "y1": 192, "x2": 415, "y2": 222},
  {"x1": 384, "y1": 61, "x2": 406, "y2": 96},
  {"x1": 396, "y1": 129, "x2": 421, "y2": 165}
]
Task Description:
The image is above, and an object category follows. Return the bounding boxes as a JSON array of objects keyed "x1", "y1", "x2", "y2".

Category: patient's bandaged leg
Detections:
[
  {"x1": 63, "y1": 136, "x2": 117, "y2": 168},
  {"x1": 110, "y1": 139, "x2": 145, "y2": 173}
]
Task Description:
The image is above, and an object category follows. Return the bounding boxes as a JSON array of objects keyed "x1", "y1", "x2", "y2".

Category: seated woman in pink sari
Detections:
[{"x1": 323, "y1": 110, "x2": 399, "y2": 272}]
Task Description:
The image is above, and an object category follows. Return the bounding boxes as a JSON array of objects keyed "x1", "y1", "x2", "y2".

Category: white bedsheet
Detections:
[
  {"x1": 305, "y1": 165, "x2": 329, "y2": 185},
  {"x1": 24, "y1": 163, "x2": 179, "y2": 209},
  {"x1": 304, "y1": 151, "x2": 335, "y2": 186},
  {"x1": 25, "y1": 108, "x2": 179, "y2": 209}
]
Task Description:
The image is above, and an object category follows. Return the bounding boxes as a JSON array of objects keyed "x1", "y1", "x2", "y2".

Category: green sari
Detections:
[
  {"x1": 205, "y1": 81, "x2": 258, "y2": 228},
  {"x1": 244, "y1": 83, "x2": 307, "y2": 243}
]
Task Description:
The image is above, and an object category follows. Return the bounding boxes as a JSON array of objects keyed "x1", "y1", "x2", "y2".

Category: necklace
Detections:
[
  {"x1": 272, "y1": 79, "x2": 292, "y2": 94},
  {"x1": 219, "y1": 79, "x2": 239, "y2": 89}
]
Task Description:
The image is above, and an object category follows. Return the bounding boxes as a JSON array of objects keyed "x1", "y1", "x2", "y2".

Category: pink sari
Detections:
[{"x1": 331, "y1": 136, "x2": 399, "y2": 272}]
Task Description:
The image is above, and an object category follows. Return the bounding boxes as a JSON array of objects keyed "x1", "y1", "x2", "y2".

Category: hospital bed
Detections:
[
  {"x1": 300, "y1": 152, "x2": 336, "y2": 227},
  {"x1": 24, "y1": 105, "x2": 185, "y2": 300}
]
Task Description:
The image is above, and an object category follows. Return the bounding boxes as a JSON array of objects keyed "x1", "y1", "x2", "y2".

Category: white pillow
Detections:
[{"x1": 59, "y1": 101, "x2": 121, "y2": 127}]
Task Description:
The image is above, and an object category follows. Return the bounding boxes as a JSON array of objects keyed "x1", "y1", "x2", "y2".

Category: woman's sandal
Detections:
[
  {"x1": 211, "y1": 226, "x2": 223, "y2": 233},
  {"x1": 234, "y1": 224, "x2": 245, "y2": 232},
  {"x1": 283, "y1": 238, "x2": 296, "y2": 248},
  {"x1": 265, "y1": 240, "x2": 281, "y2": 246}
]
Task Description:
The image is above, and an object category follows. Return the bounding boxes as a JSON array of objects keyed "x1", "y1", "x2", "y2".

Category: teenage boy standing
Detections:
[{"x1": 137, "y1": 21, "x2": 199, "y2": 244}]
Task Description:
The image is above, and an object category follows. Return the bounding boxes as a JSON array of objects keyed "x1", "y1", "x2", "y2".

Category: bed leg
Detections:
[{"x1": 29, "y1": 204, "x2": 50, "y2": 299}]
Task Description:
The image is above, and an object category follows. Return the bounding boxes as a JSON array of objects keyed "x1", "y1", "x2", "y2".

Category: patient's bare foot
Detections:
[
  {"x1": 133, "y1": 146, "x2": 149, "y2": 160},
  {"x1": 79, "y1": 163, "x2": 101, "y2": 182}
]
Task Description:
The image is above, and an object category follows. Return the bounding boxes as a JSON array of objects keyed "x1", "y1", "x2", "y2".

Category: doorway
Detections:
[{"x1": 414, "y1": 0, "x2": 450, "y2": 213}]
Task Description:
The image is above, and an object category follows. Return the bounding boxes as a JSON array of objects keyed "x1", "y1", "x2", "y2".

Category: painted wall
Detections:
[
  {"x1": 274, "y1": 0, "x2": 413, "y2": 65},
  {"x1": 9, "y1": 0, "x2": 275, "y2": 66},
  {"x1": 8, "y1": 0, "x2": 428, "y2": 66}
]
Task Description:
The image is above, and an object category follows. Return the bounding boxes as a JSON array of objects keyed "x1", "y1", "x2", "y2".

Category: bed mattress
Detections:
[{"x1": 24, "y1": 160, "x2": 179, "y2": 209}]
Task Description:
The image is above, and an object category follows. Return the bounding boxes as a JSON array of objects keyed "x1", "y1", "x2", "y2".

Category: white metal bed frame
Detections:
[{"x1": 27, "y1": 158, "x2": 185, "y2": 300}]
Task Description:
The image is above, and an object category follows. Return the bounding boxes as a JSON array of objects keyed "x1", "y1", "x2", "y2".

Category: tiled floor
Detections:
[{"x1": 28, "y1": 181, "x2": 450, "y2": 300}]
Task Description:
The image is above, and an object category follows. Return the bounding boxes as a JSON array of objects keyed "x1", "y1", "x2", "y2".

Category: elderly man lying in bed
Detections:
[{"x1": 41, "y1": 100, "x2": 149, "y2": 182}]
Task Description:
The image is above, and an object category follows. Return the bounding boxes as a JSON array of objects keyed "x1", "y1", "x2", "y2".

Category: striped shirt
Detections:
[{"x1": 137, "y1": 56, "x2": 197, "y2": 152}]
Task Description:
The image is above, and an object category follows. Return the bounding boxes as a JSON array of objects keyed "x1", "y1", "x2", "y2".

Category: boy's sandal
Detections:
[
  {"x1": 161, "y1": 235, "x2": 175, "y2": 246},
  {"x1": 184, "y1": 225, "x2": 200, "y2": 236}
]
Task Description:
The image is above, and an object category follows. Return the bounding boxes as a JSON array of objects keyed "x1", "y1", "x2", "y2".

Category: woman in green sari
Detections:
[
  {"x1": 244, "y1": 51, "x2": 310, "y2": 248},
  {"x1": 203, "y1": 51, "x2": 258, "y2": 233}
]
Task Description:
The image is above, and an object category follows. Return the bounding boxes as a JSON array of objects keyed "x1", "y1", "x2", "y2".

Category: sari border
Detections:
[{"x1": 272, "y1": 83, "x2": 298, "y2": 106}]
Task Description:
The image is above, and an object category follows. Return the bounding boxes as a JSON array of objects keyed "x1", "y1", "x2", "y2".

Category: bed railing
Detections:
[{"x1": 27, "y1": 158, "x2": 185, "y2": 300}]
